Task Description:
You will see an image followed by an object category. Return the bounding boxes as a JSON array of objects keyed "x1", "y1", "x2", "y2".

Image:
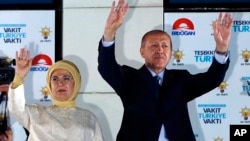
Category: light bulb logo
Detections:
[
  {"x1": 240, "y1": 106, "x2": 250, "y2": 120},
  {"x1": 173, "y1": 49, "x2": 184, "y2": 63},
  {"x1": 241, "y1": 49, "x2": 250, "y2": 62},
  {"x1": 218, "y1": 81, "x2": 228, "y2": 93},
  {"x1": 40, "y1": 86, "x2": 50, "y2": 101},
  {"x1": 40, "y1": 26, "x2": 51, "y2": 39},
  {"x1": 214, "y1": 137, "x2": 223, "y2": 141}
]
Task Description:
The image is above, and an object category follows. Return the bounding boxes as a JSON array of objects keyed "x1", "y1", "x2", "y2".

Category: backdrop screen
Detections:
[
  {"x1": 164, "y1": 11, "x2": 250, "y2": 141},
  {"x1": 0, "y1": 7, "x2": 61, "y2": 140}
]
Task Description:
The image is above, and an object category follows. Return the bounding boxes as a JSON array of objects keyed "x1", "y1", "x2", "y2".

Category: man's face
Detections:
[{"x1": 140, "y1": 33, "x2": 172, "y2": 73}]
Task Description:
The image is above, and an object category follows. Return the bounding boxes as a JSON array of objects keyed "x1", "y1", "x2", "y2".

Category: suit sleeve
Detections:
[
  {"x1": 185, "y1": 57, "x2": 230, "y2": 101},
  {"x1": 97, "y1": 39, "x2": 123, "y2": 94}
]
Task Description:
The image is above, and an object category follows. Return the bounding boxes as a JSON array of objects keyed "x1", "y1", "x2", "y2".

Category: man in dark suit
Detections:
[{"x1": 98, "y1": 0, "x2": 233, "y2": 140}]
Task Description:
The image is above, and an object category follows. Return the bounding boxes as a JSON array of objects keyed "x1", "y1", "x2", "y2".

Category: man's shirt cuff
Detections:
[{"x1": 102, "y1": 39, "x2": 115, "y2": 47}]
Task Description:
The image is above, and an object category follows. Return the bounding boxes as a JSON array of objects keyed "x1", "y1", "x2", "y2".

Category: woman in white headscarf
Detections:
[{"x1": 8, "y1": 48, "x2": 104, "y2": 141}]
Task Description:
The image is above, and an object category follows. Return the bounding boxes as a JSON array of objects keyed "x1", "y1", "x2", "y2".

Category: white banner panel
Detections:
[
  {"x1": 0, "y1": 10, "x2": 55, "y2": 140},
  {"x1": 164, "y1": 12, "x2": 250, "y2": 141}
]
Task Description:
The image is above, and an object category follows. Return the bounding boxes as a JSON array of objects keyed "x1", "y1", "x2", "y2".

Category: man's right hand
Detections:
[{"x1": 103, "y1": 0, "x2": 129, "y2": 41}]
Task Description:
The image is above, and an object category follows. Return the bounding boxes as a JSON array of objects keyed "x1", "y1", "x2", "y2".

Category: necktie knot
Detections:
[{"x1": 154, "y1": 75, "x2": 161, "y2": 85}]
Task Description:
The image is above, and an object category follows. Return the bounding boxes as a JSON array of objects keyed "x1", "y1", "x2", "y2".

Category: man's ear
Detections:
[{"x1": 140, "y1": 47, "x2": 145, "y2": 58}]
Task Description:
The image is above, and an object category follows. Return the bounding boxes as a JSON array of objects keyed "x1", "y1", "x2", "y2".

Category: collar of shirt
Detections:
[{"x1": 147, "y1": 68, "x2": 164, "y2": 85}]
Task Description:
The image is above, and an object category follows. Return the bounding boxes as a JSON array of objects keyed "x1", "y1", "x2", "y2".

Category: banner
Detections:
[
  {"x1": 164, "y1": 12, "x2": 250, "y2": 141},
  {"x1": 0, "y1": 10, "x2": 57, "y2": 141}
]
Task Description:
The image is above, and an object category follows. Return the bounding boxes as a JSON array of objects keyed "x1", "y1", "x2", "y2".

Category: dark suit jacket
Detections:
[{"x1": 98, "y1": 40, "x2": 229, "y2": 141}]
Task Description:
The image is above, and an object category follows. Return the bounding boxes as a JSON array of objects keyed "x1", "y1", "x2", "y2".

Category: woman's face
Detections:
[{"x1": 50, "y1": 69, "x2": 75, "y2": 101}]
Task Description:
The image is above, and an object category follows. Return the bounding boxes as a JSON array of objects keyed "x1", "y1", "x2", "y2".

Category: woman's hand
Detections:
[{"x1": 15, "y1": 48, "x2": 32, "y2": 78}]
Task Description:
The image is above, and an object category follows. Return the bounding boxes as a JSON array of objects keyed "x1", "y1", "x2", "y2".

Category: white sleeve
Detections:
[
  {"x1": 8, "y1": 84, "x2": 25, "y2": 112},
  {"x1": 8, "y1": 84, "x2": 29, "y2": 129}
]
